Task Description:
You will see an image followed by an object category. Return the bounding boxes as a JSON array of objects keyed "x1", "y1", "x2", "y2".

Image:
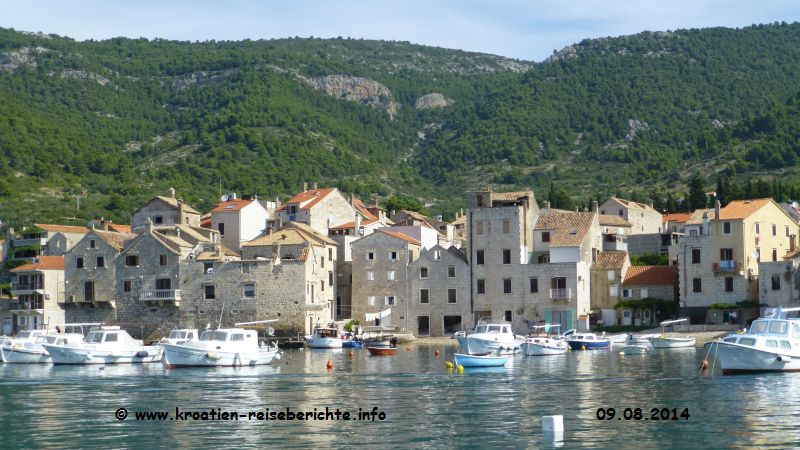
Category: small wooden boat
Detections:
[
  {"x1": 621, "y1": 344, "x2": 650, "y2": 355},
  {"x1": 454, "y1": 352, "x2": 509, "y2": 367},
  {"x1": 367, "y1": 346, "x2": 398, "y2": 356}
]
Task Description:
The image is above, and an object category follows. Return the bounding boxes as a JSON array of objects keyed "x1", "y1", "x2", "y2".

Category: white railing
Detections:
[
  {"x1": 550, "y1": 288, "x2": 571, "y2": 300},
  {"x1": 139, "y1": 289, "x2": 181, "y2": 301}
]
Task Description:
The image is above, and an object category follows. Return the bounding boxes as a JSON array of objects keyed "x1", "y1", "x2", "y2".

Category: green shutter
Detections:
[
  {"x1": 544, "y1": 310, "x2": 552, "y2": 323},
  {"x1": 566, "y1": 310, "x2": 573, "y2": 330}
]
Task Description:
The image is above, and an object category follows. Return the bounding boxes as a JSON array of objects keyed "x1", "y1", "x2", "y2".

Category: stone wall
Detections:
[{"x1": 407, "y1": 247, "x2": 471, "y2": 336}]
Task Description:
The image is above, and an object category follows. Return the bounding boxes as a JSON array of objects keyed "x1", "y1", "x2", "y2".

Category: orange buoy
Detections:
[
  {"x1": 406, "y1": 346, "x2": 411, "y2": 351},
  {"x1": 435, "y1": 350, "x2": 440, "y2": 356},
  {"x1": 326, "y1": 357, "x2": 333, "y2": 370},
  {"x1": 700, "y1": 359, "x2": 709, "y2": 371},
  {"x1": 349, "y1": 351, "x2": 354, "y2": 358}
]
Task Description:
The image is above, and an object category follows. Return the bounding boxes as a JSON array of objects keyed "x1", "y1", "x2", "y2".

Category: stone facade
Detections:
[
  {"x1": 599, "y1": 197, "x2": 663, "y2": 234},
  {"x1": 131, "y1": 193, "x2": 201, "y2": 232},
  {"x1": 276, "y1": 187, "x2": 358, "y2": 237},
  {"x1": 758, "y1": 258, "x2": 800, "y2": 307},
  {"x1": 407, "y1": 245, "x2": 471, "y2": 336},
  {"x1": 589, "y1": 250, "x2": 630, "y2": 326}
]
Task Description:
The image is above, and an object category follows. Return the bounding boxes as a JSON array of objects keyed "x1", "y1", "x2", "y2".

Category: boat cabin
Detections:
[
  {"x1": 168, "y1": 329, "x2": 197, "y2": 341},
  {"x1": 313, "y1": 328, "x2": 339, "y2": 338},
  {"x1": 722, "y1": 318, "x2": 800, "y2": 350},
  {"x1": 474, "y1": 324, "x2": 513, "y2": 335},
  {"x1": 572, "y1": 333, "x2": 599, "y2": 341},
  {"x1": 199, "y1": 328, "x2": 258, "y2": 344}
]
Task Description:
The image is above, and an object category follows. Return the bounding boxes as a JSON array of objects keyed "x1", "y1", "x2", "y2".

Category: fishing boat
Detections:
[
  {"x1": 649, "y1": 319, "x2": 696, "y2": 348},
  {"x1": 454, "y1": 352, "x2": 509, "y2": 367},
  {"x1": 306, "y1": 325, "x2": 343, "y2": 349},
  {"x1": 521, "y1": 324, "x2": 568, "y2": 356},
  {"x1": 1, "y1": 332, "x2": 86, "y2": 364},
  {"x1": 367, "y1": 346, "x2": 397, "y2": 356},
  {"x1": 159, "y1": 329, "x2": 199, "y2": 345},
  {"x1": 43, "y1": 326, "x2": 162, "y2": 365},
  {"x1": 566, "y1": 333, "x2": 611, "y2": 350},
  {"x1": 707, "y1": 307, "x2": 800, "y2": 374},
  {"x1": 162, "y1": 320, "x2": 281, "y2": 368},
  {"x1": 456, "y1": 322, "x2": 521, "y2": 355},
  {"x1": 605, "y1": 333, "x2": 630, "y2": 346}
]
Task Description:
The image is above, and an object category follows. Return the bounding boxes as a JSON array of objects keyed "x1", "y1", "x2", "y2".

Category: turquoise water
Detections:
[{"x1": 1, "y1": 345, "x2": 799, "y2": 449}]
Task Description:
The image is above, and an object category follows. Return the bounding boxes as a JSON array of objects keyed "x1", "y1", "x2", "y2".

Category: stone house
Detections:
[
  {"x1": 350, "y1": 229, "x2": 421, "y2": 330},
  {"x1": 678, "y1": 198, "x2": 800, "y2": 321},
  {"x1": 598, "y1": 214, "x2": 631, "y2": 252},
  {"x1": 328, "y1": 215, "x2": 383, "y2": 321},
  {"x1": 620, "y1": 265, "x2": 678, "y2": 326},
  {"x1": 663, "y1": 212, "x2": 691, "y2": 234},
  {"x1": 63, "y1": 229, "x2": 135, "y2": 325},
  {"x1": 599, "y1": 197, "x2": 663, "y2": 234},
  {"x1": 590, "y1": 250, "x2": 630, "y2": 326},
  {"x1": 275, "y1": 186, "x2": 358, "y2": 236},
  {"x1": 131, "y1": 189, "x2": 201, "y2": 232},
  {"x1": 407, "y1": 245, "x2": 471, "y2": 336},
  {"x1": 210, "y1": 196, "x2": 270, "y2": 252},
  {"x1": 758, "y1": 237, "x2": 800, "y2": 309},
  {"x1": 239, "y1": 222, "x2": 337, "y2": 334},
  {"x1": 4, "y1": 224, "x2": 88, "y2": 266},
  {"x1": 7, "y1": 256, "x2": 65, "y2": 333}
]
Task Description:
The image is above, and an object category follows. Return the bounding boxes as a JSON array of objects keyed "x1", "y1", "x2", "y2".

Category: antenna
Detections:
[{"x1": 217, "y1": 299, "x2": 226, "y2": 329}]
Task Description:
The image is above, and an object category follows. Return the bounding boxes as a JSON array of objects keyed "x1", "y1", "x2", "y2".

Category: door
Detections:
[
  {"x1": 2, "y1": 318, "x2": 10, "y2": 335},
  {"x1": 417, "y1": 316, "x2": 430, "y2": 336},
  {"x1": 550, "y1": 310, "x2": 568, "y2": 333}
]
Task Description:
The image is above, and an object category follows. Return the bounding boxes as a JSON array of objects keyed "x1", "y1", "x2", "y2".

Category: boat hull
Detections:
[
  {"x1": 366, "y1": 347, "x2": 397, "y2": 356},
  {"x1": 454, "y1": 353, "x2": 509, "y2": 367},
  {"x1": 456, "y1": 336, "x2": 520, "y2": 355},
  {"x1": 567, "y1": 340, "x2": 610, "y2": 350},
  {"x1": 342, "y1": 340, "x2": 364, "y2": 348},
  {"x1": 163, "y1": 344, "x2": 279, "y2": 368},
  {"x1": 306, "y1": 337, "x2": 343, "y2": 349},
  {"x1": 43, "y1": 345, "x2": 162, "y2": 365},
  {"x1": 649, "y1": 337, "x2": 696, "y2": 348},
  {"x1": 0, "y1": 345, "x2": 49, "y2": 364},
  {"x1": 711, "y1": 342, "x2": 800, "y2": 374},
  {"x1": 521, "y1": 338, "x2": 567, "y2": 356}
]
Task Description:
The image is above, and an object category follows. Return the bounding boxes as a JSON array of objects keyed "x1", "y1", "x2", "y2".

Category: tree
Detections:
[{"x1": 688, "y1": 174, "x2": 707, "y2": 210}]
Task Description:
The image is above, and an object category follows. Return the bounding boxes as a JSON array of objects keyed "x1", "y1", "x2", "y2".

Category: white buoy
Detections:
[{"x1": 542, "y1": 415, "x2": 564, "y2": 444}]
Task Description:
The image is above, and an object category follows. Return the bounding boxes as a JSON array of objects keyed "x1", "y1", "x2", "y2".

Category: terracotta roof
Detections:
[
  {"x1": 34, "y1": 223, "x2": 89, "y2": 234},
  {"x1": 662, "y1": 212, "x2": 691, "y2": 224},
  {"x1": 11, "y1": 256, "x2": 64, "y2": 272},
  {"x1": 718, "y1": 198, "x2": 772, "y2": 220},
  {"x1": 243, "y1": 222, "x2": 335, "y2": 247},
  {"x1": 593, "y1": 251, "x2": 628, "y2": 270},
  {"x1": 211, "y1": 198, "x2": 253, "y2": 213},
  {"x1": 330, "y1": 218, "x2": 379, "y2": 230},
  {"x1": 93, "y1": 230, "x2": 135, "y2": 251},
  {"x1": 379, "y1": 229, "x2": 421, "y2": 245},
  {"x1": 351, "y1": 197, "x2": 378, "y2": 221},
  {"x1": 598, "y1": 215, "x2": 631, "y2": 228},
  {"x1": 535, "y1": 211, "x2": 595, "y2": 247},
  {"x1": 491, "y1": 190, "x2": 534, "y2": 202},
  {"x1": 623, "y1": 265, "x2": 677, "y2": 286},
  {"x1": 200, "y1": 215, "x2": 211, "y2": 228},
  {"x1": 196, "y1": 244, "x2": 241, "y2": 261},
  {"x1": 608, "y1": 197, "x2": 659, "y2": 214},
  {"x1": 107, "y1": 223, "x2": 132, "y2": 234},
  {"x1": 286, "y1": 188, "x2": 335, "y2": 210},
  {"x1": 685, "y1": 208, "x2": 715, "y2": 225}
]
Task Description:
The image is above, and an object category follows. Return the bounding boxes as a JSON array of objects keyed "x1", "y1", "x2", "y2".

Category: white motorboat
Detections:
[
  {"x1": 43, "y1": 326, "x2": 162, "y2": 365},
  {"x1": 1, "y1": 332, "x2": 85, "y2": 364},
  {"x1": 707, "y1": 307, "x2": 800, "y2": 374},
  {"x1": 306, "y1": 325, "x2": 343, "y2": 349},
  {"x1": 620, "y1": 344, "x2": 650, "y2": 355},
  {"x1": 649, "y1": 319, "x2": 696, "y2": 348},
  {"x1": 162, "y1": 320, "x2": 280, "y2": 368},
  {"x1": 456, "y1": 322, "x2": 521, "y2": 355},
  {"x1": 159, "y1": 329, "x2": 199, "y2": 345},
  {"x1": 605, "y1": 333, "x2": 630, "y2": 346},
  {"x1": 626, "y1": 333, "x2": 659, "y2": 346},
  {"x1": 0, "y1": 329, "x2": 50, "y2": 362},
  {"x1": 521, "y1": 324, "x2": 568, "y2": 355}
]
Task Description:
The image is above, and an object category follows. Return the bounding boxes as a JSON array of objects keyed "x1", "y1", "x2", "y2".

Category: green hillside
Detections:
[{"x1": 1, "y1": 23, "x2": 800, "y2": 226}]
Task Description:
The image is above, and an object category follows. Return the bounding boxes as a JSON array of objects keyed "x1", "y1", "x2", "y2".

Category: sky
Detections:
[{"x1": 3, "y1": 1, "x2": 800, "y2": 61}]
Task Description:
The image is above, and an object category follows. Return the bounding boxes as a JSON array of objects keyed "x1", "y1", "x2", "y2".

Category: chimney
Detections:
[
  {"x1": 274, "y1": 196, "x2": 281, "y2": 209},
  {"x1": 253, "y1": 194, "x2": 258, "y2": 201},
  {"x1": 545, "y1": 201, "x2": 551, "y2": 209},
  {"x1": 231, "y1": 193, "x2": 237, "y2": 200},
  {"x1": 792, "y1": 235, "x2": 797, "y2": 252},
  {"x1": 354, "y1": 213, "x2": 362, "y2": 235},
  {"x1": 592, "y1": 201, "x2": 599, "y2": 212},
  {"x1": 312, "y1": 182, "x2": 318, "y2": 190},
  {"x1": 702, "y1": 212, "x2": 709, "y2": 236},
  {"x1": 302, "y1": 182, "x2": 308, "y2": 192},
  {"x1": 169, "y1": 187, "x2": 176, "y2": 198},
  {"x1": 714, "y1": 199, "x2": 721, "y2": 220},
  {"x1": 649, "y1": 200, "x2": 654, "y2": 208}
]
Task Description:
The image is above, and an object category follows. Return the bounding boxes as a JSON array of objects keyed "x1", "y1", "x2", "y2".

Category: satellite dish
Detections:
[
  {"x1": 267, "y1": 327, "x2": 275, "y2": 336},
  {"x1": 221, "y1": 195, "x2": 229, "y2": 202},
  {"x1": 751, "y1": 251, "x2": 759, "y2": 259}
]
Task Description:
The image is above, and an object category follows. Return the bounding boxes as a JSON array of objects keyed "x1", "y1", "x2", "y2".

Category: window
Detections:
[
  {"x1": 475, "y1": 221, "x2": 484, "y2": 235},
  {"x1": 448, "y1": 289, "x2": 457, "y2": 303},
  {"x1": 787, "y1": 225, "x2": 791, "y2": 238},
  {"x1": 125, "y1": 255, "x2": 139, "y2": 267},
  {"x1": 321, "y1": 280, "x2": 325, "y2": 292},
  {"x1": 691, "y1": 249, "x2": 701, "y2": 264},
  {"x1": 89, "y1": 239, "x2": 96, "y2": 249},
  {"x1": 537, "y1": 254, "x2": 550, "y2": 264},
  {"x1": 204, "y1": 262, "x2": 214, "y2": 274},
  {"x1": 720, "y1": 248, "x2": 733, "y2": 261},
  {"x1": 154, "y1": 215, "x2": 163, "y2": 225},
  {"x1": 241, "y1": 262, "x2": 251, "y2": 274},
  {"x1": 476, "y1": 250, "x2": 485, "y2": 265},
  {"x1": 321, "y1": 256, "x2": 325, "y2": 268},
  {"x1": 772, "y1": 249, "x2": 777, "y2": 262},
  {"x1": 723, "y1": 222, "x2": 732, "y2": 234},
  {"x1": 420, "y1": 289, "x2": 429, "y2": 304},
  {"x1": 772, "y1": 275, "x2": 781, "y2": 291},
  {"x1": 204, "y1": 285, "x2": 216, "y2": 299},
  {"x1": 159, "y1": 254, "x2": 168, "y2": 266},
  {"x1": 329, "y1": 248, "x2": 333, "y2": 261},
  {"x1": 725, "y1": 277, "x2": 734, "y2": 292},
  {"x1": 622, "y1": 289, "x2": 631, "y2": 298},
  {"x1": 329, "y1": 272, "x2": 333, "y2": 287},
  {"x1": 618, "y1": 209, "x2": 623, "y2": 216},
  {"x1": 123, "y1": 280, "x2": 132, "y2": 293},
  {"x1": 434, "y1": 250, "x2": 441, "y2": 260},
  {"x1": 607, "y1": 270, "x2": 614, "y2": 281},
  {"x1": 420, "y1": 267, "x2": 428, "y2": 279},
  {"x1": 755, "y1": 223, "x2": 760, "y2": 234},
  {"x1": 368, "y1": 296, "x2": 376, "y2": 306},
  {"x1": 448, "y1": 266, "x2": 456, "y2": 278},
  {"x1": 76, "y1": 257, "x2": 84, "y2": 269},
  {"x1": 387, "y1": 270, "x2": 395, "y2": 281},
  {"x1": 529, "y1": 278, "x2": 538, "y2": 293},
  {"x1": 96, "y1": 256, "x2": 105, "y2": 268},
  {"x1": 156, "y1": 278, "x2": 171, "y2": 290},
  {"x1": 288, "y1": 205, "x2": 297, "y2": 215},
  {"x1": 503, "y1": 249, "x2": 511, "y2": 265},
  {"x1": 503, "y1": 278, "x2": 512, "y2": 294},
  {"x1": 541, "y1": 231, "x2": 550, "y2": 243},
  {"x1": 502, "y1": 220, "x2": 510, "y2": 235},
  {"x1": 218, "y1": 223, "x2": 225, "y2": 236},
  {"x1": 773, "y1": 224, "x2": 777, "y2": 236},
  {"x1": 610, "y1": 286, "x2": 619, "y2": 297},
  {"x1": 692, "y1": 278, "x2": 702, "y2": 293},
  {"x1": 366, "y1": 252, "x2": 375, "y2": 261},
  {"x1": 84, "y1": 282, "x2": 94, "y2": 302},
  {"x1": 385, "y1": 296, "x2": 395, "y2": 306},
  {"x1": 504, "y1": 310, "x2": 512, "y2": 322},
  {"x1": 367, "y1": 271, "x2": 374, "y2": 281},
  {"x1": 477, "y1": 279, "x2": 485, "y2": 295},
  {"x1": 389, "y1": 251, "x2": 398, "y2": 261},
  {"x1": 104, "y1": 333, "x2": 118, "y2": 342}
]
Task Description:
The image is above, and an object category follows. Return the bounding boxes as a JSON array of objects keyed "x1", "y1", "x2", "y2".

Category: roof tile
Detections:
[
  {"x1": 623, "y1": 265, "x2": 677, "y2": 286},
  {"x1": 11, "y1": 256, "x2": 64, "y2": 272}
]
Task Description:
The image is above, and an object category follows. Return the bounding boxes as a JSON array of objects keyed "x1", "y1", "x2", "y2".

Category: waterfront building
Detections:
[
  {"x1": 620, "y1": 265, "x2": 678, "y2": 326},
  {"x1": 757, "y1": 235, "x2": 800, "y2": 309},
  {"x1": 210, "y1": 194, "x2": 270, "y2": 252},
  {"x1": 407, "y1": 245, "x2": 471, "y2": 336},
  {"x1": 7, "y1": 256, "x2": 64, "y2": 333},
  {"x1": 590, "y1": 250, "x2": 630, "y2": 326},
  {"x1": 4, "y1": 223, "x2": 89, "y2": 265}
]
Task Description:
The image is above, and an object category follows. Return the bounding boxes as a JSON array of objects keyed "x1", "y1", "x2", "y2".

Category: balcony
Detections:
[
  {"x1": 140, "y1": 289, "x2": 181, "y2": 306},
  {"x1": 11, "y1": 282, "x2": 45, "y2": 295},
  {"x1": 12, "y1": 237, "x2": 47, "y2": 247},
  {"x1": 550, "y1": 288, "x2": 572, "y2": 301},
  {"x1": 713, "y1": 260, "x2": 740, "y2": 273}
]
